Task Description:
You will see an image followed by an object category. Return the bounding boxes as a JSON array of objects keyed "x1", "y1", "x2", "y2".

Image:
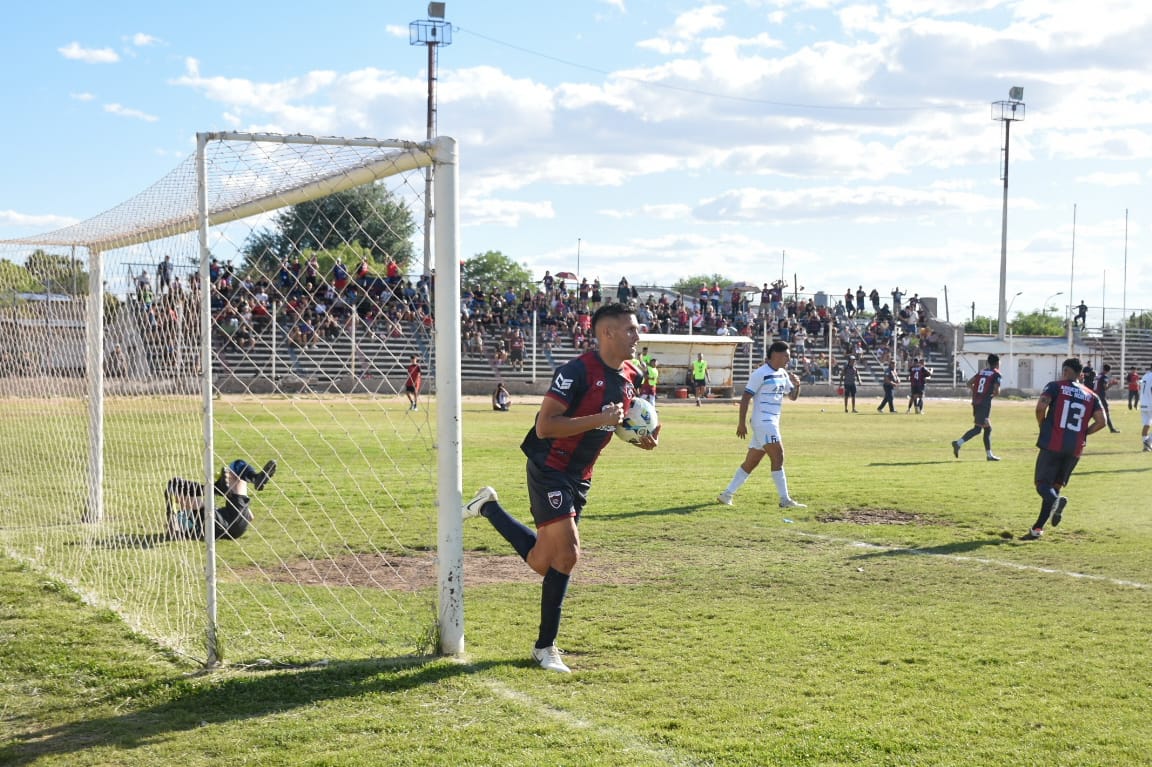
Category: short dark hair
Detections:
[
  {"x1": 591, "y1": 303, "x2": 635, "y2": 335},
  {"x1": 987, "y1": 354, "x2": 1000, "y2": 366},
  {"x1": 1062, "y1": 357, "x2": 1083, "y2": 375},
  {"x1": 768, "y1": 341, "x2": 790, "y2": 356}
]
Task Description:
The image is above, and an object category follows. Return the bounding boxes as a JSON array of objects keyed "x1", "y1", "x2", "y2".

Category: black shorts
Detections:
[
  {"x1": 693, "y1": 378, "x2": 707, "y2": 388},
  {"x1": 843, "y1": 385, "x2": 857, "y2": 395},
  {"x1": 405, "y1": 384, "x2": 417, "y2": 393},
  {"x1": 526, "y1": 460, "x2": 589, "y2": 528},
  {"x1": 972, "y1": 403, "x2": 992, "y2": 425},
  {"x1": 1034, "y1": 448, "x2": 1079, "y2": 490},
  {"x1": 910, "y1": 386, "x2": 925, "y2": 396}
]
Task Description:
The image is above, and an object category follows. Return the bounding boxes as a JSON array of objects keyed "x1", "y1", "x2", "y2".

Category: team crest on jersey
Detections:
[
  {"x1": 553, "y1": 373, "x2": 573, "y2": 391},
  {"x1": 623, "y1": 382, "x2": 635, "y2": 399},
  {"x1": 547, "y1": 491, "x2": 564, "y2": 509}
]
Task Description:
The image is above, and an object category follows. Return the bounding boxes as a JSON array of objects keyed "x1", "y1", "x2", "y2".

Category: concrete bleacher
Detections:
[{"x1": 1082, "y1": 328, "x2": 1152, "y2": 372}]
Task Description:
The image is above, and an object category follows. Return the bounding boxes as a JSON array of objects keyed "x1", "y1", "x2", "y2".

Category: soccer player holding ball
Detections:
[{"x1": 463, "y1": 303, "x2": 658, "y2": 673}]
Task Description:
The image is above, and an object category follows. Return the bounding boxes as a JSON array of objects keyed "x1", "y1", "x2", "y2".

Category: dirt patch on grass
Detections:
[
  {"x1": 816, "y1": 508, "x2": 950, "y2": 526},
  {"x1": 228, "y1": 550, "x2": 640, "y2": 591}
]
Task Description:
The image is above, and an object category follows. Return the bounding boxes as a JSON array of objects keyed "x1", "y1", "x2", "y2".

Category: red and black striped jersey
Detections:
[
  {"x1": 520, "y1": 351, "x2": 643, "y2": 480},
  {"x1": 1037, "y1": 380, "x2": 1102, "y2": 456},
  {"x1": 970, "y1": 368, "x2": 1001, "y2": 406}
]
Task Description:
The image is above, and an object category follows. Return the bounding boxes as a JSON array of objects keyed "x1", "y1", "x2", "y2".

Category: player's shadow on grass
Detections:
[
  {"x1": 850, "y1": 538, "x2": 1013, "y2": 560},
  {"x1": 597, "y1": 502, "x2": 713, "y2": 520},
  {"x1": 0, "y1": 655, "x2": 516, "y2": 767},
  {"x1": 867, "y1": 460, "x2": 956, "y2": 467}
]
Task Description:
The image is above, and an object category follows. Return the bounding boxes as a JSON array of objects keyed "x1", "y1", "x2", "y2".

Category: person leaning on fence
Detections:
[{"x1": 166, "y1": 459, "x2": 276, "y2": 541}]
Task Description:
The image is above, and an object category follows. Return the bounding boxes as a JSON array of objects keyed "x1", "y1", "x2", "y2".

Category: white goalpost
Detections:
[{"x1": 0, "y1": 132, "x2": 464, "y2": 665}]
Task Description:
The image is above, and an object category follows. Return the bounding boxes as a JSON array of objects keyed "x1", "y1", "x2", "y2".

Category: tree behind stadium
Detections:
[{"x1": 240, "y1": 184, "x2": 416, "y2": 276}]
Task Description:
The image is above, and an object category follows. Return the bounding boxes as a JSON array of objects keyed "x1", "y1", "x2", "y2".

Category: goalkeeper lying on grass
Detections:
[{"x1": 165, "y1": 459, "x2": 276, "y2": 540}]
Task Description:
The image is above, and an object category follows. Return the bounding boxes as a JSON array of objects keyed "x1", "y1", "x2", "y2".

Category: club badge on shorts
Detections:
[{"x1": 547, "y1": 490, "x2": 564, "y2": 509}]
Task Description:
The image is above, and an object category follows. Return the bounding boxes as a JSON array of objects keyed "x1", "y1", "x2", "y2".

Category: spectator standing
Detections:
[
  {"x1": 716, "y1": 341, "x2": 806, "y2": 509},
  {"x1": 1074, "y1": 300, "x2": 1089, "y2": 329},
  {"x1": 869, "y1": 288, "x2": 880, "y2": 313},
  {"x1": 1094, "y1": 364, "x2": 1121, "y2": 433},
  {"x1": 1126, "y1": 366, "x2": 1140, "y2": 410},
  {"x1": 855, "y1": 286, "x2": 866, "y2": 315},
  {"x1": 1022, "y1": 358, "x2": 1106, "y2": 540},
  {"x1": 951, "y1": 354, "x2": 1002, "y2": 461},
  {"x1": 157, "y1": 256, "x2": 173, "y2": 294},
  {"x1": 877, "y1": 361, "x2": 899, "y2": 413},
  {"x1": 641, "y1": 359, "x2": 660, "y2": 405},
  {"x1": 616, "y1": 277, "x2": 631, "y2": 305},
  {"x1": 844, "y1": 289, "x2": 856, "y2": 318}
]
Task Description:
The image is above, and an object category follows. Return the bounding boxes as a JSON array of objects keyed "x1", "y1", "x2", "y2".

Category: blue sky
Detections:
[{"x1": 1, "y1": 0, "x2": 1149, "y2": 322}]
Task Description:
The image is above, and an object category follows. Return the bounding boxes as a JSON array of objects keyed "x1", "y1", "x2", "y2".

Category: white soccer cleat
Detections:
[
  {"x1": 463, "y1": 486, "x2": 498, "y2": 520},
  {"x1": 716, "y1": 492, "x2": 734, "y2": 506},
  {"x1": 531, "y1": 644, "x2": 571, "y2": 673},
  {"x1": 779, "y1": 498, "x2": 807, "y2": 509}
]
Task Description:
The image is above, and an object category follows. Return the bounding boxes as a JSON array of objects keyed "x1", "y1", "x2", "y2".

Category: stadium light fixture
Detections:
[
  {"x1": 410, "y1": 4, "x2": 453, "y2": 277},
  {"x1": 992, "y1": 86, "x2": 1026, "y2": 342}
]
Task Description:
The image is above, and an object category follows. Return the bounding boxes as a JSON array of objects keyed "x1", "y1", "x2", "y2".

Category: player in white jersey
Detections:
[
  {"x1": 1139, "y1": 363, "x2": 1152, "y2": 452},
  {"x1": 717, "y1": 340, "x2": 806, "y2": 508}
]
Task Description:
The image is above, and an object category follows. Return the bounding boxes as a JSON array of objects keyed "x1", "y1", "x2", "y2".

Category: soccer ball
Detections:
[{"x1": 615, "y1": 397, "x2": 659, "y2": 444}]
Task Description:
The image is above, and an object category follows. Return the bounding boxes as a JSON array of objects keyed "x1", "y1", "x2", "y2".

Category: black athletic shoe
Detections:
[
  {"x1": 254, "y1": 460, "x2": 277, "y2": 491},
  {"x1": 1050, "y1": 496, "x2": 1068, "y2": 527},
  {"x1": 1020, "y1": 528, "x2": 1043, "y2": 541},
  {"x1": 986, "y1": 453, "x2": 1001, "y2": 462},
  {"x1": 952, "y1": 440, "x2": 961, "y2": 459}
]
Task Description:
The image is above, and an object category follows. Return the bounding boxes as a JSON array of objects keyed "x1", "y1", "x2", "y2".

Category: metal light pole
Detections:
[
  {"x1": 992, "y1": 86, "x2": 1025, "y2": 341},
  {"x1": 410, "y1": 3, "x2": 452, "y2": 278},
  {"x1": 1043, "y1": 291, "x2": 1063, "y2": 316}
]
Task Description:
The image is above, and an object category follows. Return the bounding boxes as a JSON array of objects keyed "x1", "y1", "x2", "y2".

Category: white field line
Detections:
[
  {"x1": 796, "y1": 531, "x2": 1151, "y2": 590},
  {"x1": 462, "y1": 672, "x2": 710, "y2": 767}
]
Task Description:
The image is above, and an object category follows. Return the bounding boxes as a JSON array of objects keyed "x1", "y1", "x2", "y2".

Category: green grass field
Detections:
[{"x1": 3, "y1": 394, "x2": 1151, "y2": 766}]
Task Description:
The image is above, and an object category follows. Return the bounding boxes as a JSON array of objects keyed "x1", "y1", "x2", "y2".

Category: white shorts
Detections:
[
  {"x1": 750, "y1": 421, "x2": 782, "y2": 450},
  {"x1": 1142, "y1": 409, "x2": 1152, "y2": 427}
]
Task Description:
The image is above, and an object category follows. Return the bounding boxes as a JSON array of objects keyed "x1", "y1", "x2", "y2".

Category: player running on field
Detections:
[
  {"x1": 1022, "y1": 358, "x2": 1106, "y2": 540},
  {"x1": 717, "y1": 340, "x2": 806, "y2": 509},
  {"x1": 463, "y1": 303, "x2": 659, "y2": 673},
  {"x1": 952, "y1": 353, "x2": 1002, "y2": 461}
]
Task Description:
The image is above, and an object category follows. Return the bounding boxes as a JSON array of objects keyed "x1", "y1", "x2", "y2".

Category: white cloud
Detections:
[
  {"x1": 1073, "y1": 171, "x2": 1142, "y2": 186},
  {"x1": 70, "y1": 92, "x2": 95, "y2": 102},
  {"x1": 0, "y1": 209, "x2": 78, "y2": 230},
  {"x1": 637, "y1": 4, "x2": 727, "y2": 54},
  {"x1": 104, "y1": 103, "x2": 159, "y2": 122},
  {"x1": 463, "y1": 197, "x2": 555, "y2": 227},
  {"x1": 128, "y1": 33, "x2": 161, "y2": 47},
  {"x1": 384, "y1": 24, "x2": 409, "y2": 38},
  {"x1": 58, "y1": 42, "x2": 119, "y2": 64}
]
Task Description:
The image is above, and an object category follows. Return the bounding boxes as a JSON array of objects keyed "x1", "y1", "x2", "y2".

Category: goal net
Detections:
[{"x1": 0, "y1": 132, "x2": 463, "y2": 665}]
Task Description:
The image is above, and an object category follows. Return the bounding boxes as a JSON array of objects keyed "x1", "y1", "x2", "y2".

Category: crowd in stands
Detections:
[
  {"x1": 459, "y1": 272, "x2": 945, "y2": 380},
  {"x1": 120, "y1": 252, "x2": 945, "y2": 386}
]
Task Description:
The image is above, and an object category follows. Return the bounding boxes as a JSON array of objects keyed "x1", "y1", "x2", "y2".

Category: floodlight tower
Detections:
[
  {"x1": 992, "y1": 86, "x2": 1025, "y2": 341},
  {"x1": 410, "y1": 3, "x2": 452, "y2": 278}
]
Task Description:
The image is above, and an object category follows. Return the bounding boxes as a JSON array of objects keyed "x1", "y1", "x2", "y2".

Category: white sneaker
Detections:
[
  {"x1": 716, "y1": 492, "x2": 734, "y2": 506},
  {"x1": 531, "y1": 644, "x2": 571, "y2": 673},
  {"x1": 463, "y1": 486, "x2": 498, "y2": 520},
  {"x1": 779, "y1": 498, "x2": 807, "y2": 509}
]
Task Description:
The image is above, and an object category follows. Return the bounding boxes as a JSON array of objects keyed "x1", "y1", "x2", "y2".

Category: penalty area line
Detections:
[
  {"x1": 795, "y1": 531, "x2": 1150, "y2": 590},
  {"x1": 452, "y1": 661, "x2": 708, "y2": 767}
]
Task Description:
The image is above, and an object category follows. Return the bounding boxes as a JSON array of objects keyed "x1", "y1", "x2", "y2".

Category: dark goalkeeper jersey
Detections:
[{"x1": 520, "y1": 351, "x2": 643, "y2": 481}]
